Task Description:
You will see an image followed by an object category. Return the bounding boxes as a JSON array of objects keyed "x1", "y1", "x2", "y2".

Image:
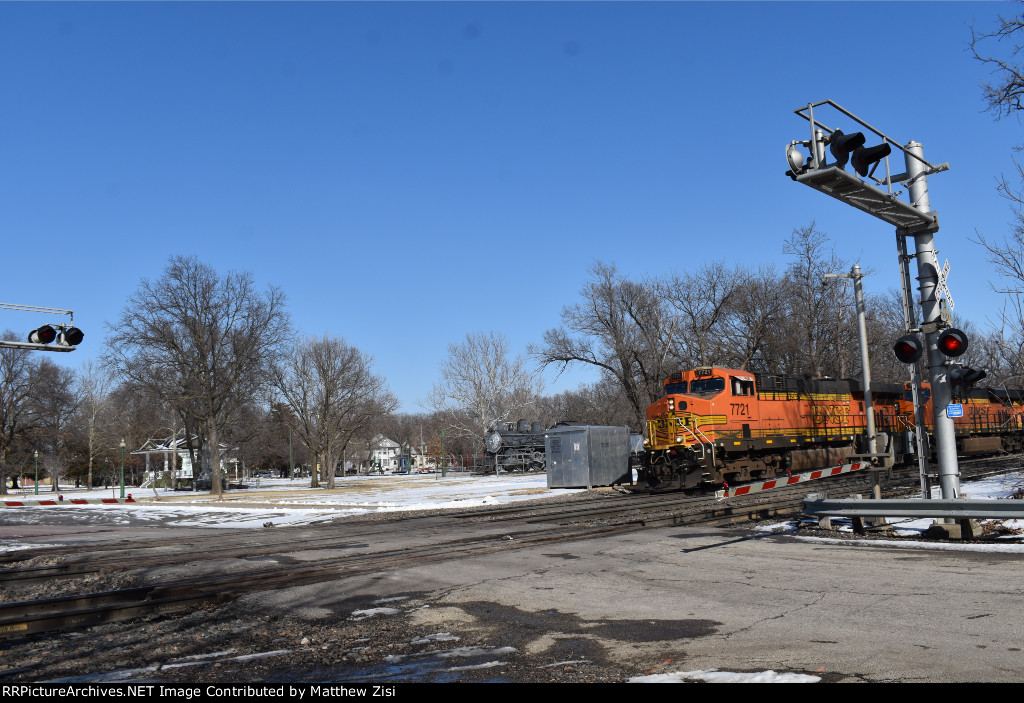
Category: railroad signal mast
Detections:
[
  {"x1": 0, "y1": 303, "x2": 84, "y2": 352},
  {"x1": 785, "y1": 100, "x2": 962, "y2": 500}
]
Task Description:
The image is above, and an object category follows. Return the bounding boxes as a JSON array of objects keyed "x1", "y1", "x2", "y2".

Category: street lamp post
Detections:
[
  {"x1": 120, "y1": 438, "x2": 126, "y2": 500},
  {"x1": 824, "y1": 266, "x2": 876, "y2": 455},
  {"x1": 33, "y1": 450, "x2": 38, "y2": 495}
]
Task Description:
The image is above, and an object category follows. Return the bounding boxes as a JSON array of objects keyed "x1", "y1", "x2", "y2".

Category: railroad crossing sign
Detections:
[{"x1": 938, "y1": 258, "x2": 954, "y2": 310}]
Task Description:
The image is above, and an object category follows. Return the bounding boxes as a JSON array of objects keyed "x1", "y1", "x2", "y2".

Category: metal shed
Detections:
[{"x1": 544, "y1": 425, "x2": 631, "y2": 489}]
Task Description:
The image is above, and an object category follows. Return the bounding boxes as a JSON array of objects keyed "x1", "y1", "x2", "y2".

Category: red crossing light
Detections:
[
  {"x1": 28, "y1": 326, "x2": 56, "y2": 344},
  {"x1": 936, "y1": 328, "x2": 968, "y2": 358},
  {"x1": 893, "y1": 335, "x2": 923, "y2": 364}
]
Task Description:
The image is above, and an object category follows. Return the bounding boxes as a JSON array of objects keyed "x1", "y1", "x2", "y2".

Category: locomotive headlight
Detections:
[
  {"x1": 485, "y1": 431, "x2": 502, "y2": 453},
  {"x1": 676, "y1": 436, "x2": 683, "y2": 443},
  {"x1": 667, "y1": 399, "x2": 675, "y2": 410}
]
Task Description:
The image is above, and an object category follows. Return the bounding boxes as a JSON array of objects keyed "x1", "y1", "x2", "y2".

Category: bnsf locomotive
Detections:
[{"x1": 638, "y1": 366, "x2": 1024, "y2": 492}]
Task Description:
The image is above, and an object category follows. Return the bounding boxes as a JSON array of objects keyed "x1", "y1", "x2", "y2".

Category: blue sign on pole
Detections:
[{"x1": 947, "y1": 404, "x2": 963, "y2": 418}]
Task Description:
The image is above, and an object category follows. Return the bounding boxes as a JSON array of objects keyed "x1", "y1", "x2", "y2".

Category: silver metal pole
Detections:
[
  {"x1": 850, "y1": 265, "x2": 876, "y2": 455},
  {"x1": 825, "y1": 267, "x2": 876, "y2": 456},
  {"x1": 896, "y1": 232, "x2": 931, "y2": 498},
  {"x1": 905, "y1": 141, "x2": 960, "y2": 499}
]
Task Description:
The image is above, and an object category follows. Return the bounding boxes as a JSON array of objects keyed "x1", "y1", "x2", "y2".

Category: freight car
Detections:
[{"x1": 638, "y1": 366, "x2": 1024, "y2": 492}]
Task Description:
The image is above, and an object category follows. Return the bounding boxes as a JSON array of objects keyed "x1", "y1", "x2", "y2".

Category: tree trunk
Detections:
[{"x1": 208, "y1": 420, "x2": 222, "y2": 497}]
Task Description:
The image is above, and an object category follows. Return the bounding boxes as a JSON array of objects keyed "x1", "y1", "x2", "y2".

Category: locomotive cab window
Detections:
[
  {"x1": 731, "y1": 377, "x2": 755, "y2": 396},
  {"x1": 664, "y1": 381, "x2": 687, "y2": 395},
  {"x1": 689, "y1": 376, "x2": 725, "y2": 395}
]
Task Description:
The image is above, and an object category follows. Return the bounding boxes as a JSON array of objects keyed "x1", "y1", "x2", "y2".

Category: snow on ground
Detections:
[{"x1": 0, "y1": 473, "x2": 581, "y2": 539}]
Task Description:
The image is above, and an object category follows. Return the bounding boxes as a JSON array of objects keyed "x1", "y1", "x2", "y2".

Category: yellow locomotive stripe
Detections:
[{"x1": 695, "y1": 415, "x2": 729, "y2": 428}]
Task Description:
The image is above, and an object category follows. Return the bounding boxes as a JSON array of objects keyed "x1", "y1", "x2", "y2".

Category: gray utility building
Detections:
[{"x1": 545, "y1": 425, "x2": 631, "y2": 489}]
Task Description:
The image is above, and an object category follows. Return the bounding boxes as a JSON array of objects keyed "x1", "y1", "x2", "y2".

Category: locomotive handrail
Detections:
[
  {"x1": 894, "y1": 415, "x2": 915, "y2": 432},
  {"x1": 683, "y1": 423, "x2": 717, "y2": 469}
]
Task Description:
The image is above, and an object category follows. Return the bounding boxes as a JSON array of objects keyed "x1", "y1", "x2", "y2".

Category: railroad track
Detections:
[
  {"x1": 0, "y1": 520, "x2": 644, "y2": 639},
  {"x1": 0, "y1": 455, "x2": 1020, "y2": 644}
]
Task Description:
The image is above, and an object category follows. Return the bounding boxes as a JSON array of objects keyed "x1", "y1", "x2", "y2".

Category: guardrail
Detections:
[{"x1": 802, "y1": 497, "x2": 1024, "y2": 520}]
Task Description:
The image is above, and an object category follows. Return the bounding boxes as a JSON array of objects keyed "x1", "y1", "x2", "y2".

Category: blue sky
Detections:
[{"x1": 0, "y1": 1, "x2": 1020, "y2": 412}]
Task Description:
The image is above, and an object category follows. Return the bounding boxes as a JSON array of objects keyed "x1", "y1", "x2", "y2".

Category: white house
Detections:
[{"x1": 370, "y1": 436, "x2": 401, "y2": 472}]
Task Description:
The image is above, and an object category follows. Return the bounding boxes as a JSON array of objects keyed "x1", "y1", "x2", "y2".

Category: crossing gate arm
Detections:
[{"x1": 716, "y1": 462, "x2": 866, "y2": 499}]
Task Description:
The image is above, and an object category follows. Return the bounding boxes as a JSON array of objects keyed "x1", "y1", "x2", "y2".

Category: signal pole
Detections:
[
  {"x1": 895, "y1": 232, "x2": 932, "y2": 497},
  {"x1": 786, "y1": 100, "x2": 963, "y2": 501},
  {"x1": 824, "y1": 265, "x2": 875, "y2": 455},
  {"x1": 902, "y1": 141, "x2": 960, "y2": 499}
]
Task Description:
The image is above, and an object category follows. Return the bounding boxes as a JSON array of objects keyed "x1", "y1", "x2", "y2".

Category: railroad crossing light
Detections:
[
  {"x1": 894, "y1": 334, "x2": 923, "y2": 364},
  {"x1": 949, "y1": 365, "x2": 987, "y2": 388},
  {"x1": 851, "y1": 142, "x2": 892, "y2": 178},
  {"x1": 57, "y1": 327, "x2": 84, "y2": 346},
  {"x1": 28, "y1": 325, "x2": 56, "y2": 344},
  {"x1": 828, "y1": 130, "x2": 866, "y2": 170},
  {"x1": 937, "y1": 328, "x2": 969, "y2": 358}
]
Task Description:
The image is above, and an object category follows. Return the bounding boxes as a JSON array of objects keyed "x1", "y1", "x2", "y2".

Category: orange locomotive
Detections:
[{"x1": 638, "y1": 366, "x2": 1024, "y2": 492}]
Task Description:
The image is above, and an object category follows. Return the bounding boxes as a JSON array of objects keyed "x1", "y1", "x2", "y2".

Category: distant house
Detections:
[
  {"x1": 370, "y1": 436, "x2": 401, "y2": 472},
  {"x1": 410, "y1": 448, "x2": 434, "y2": 472}
]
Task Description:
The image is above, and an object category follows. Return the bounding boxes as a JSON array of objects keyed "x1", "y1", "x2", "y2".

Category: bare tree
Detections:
[
  {"x1": 779, "y1": 223, "x2": 852, "y2": 377},
  {"x1": 969, "y1": 8, "x2": 1024, "y2": 383},
  {"x1": 0, "y1": 331, "x2": 35, "y2": 494},
  {"x1": 861, "y1": 288, "x2": 916, "y2": 385},
  {"x1": 971, "y1": 4, "x2": 1024, "y2": 119},
  {"x1": 76, "y1": 361, "x2": 114, "y2": 489},
  {"x1": 29, "y1": 358, "x2": 79, "y2": 492},
  {"x1": 536, "y1": 376, "x2": 637, "y2": 430},
  {"x1": 41, "y1": 453, "x2": 69, "y2": 494},
  {"x1": 533, "y1": 262, "x2": 675, "y2": 426},
  {"x1": 428, "y1": 331, "x2": 541, "y2": 450},
  {"x1": 660, "y1": 261, "x2": 743, "y2": 368},
  {"x1": 275, "y1": 335, "x2": 397, "y2": 489},
  {"x1": 719, "y1": 265, "x2": 789, "y2": 372},
  {"x1": 104, "y1": 256, "x2": 291, "y2": 496}
]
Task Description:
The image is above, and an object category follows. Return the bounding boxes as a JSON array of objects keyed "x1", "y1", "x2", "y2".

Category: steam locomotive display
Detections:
[
  {"x1": 638, "y1": 366, "x2": 1024, "y2": 492},
  {"x1": 485, "y1": 420, "x2": 548, "y2": 472}
]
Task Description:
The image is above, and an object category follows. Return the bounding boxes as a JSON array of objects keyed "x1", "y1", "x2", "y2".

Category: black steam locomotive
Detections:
[{"x1": 484, "y1": 420, "x2": 548, "y2": 473}]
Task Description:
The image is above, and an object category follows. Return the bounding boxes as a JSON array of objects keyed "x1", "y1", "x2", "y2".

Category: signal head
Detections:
[
  {"x1": 58, "y1": 327, "x2": 84, "y2": 346},
  {"x1": 949, "y1": 364, "x2": 987, "y2": 387},
  {"x1": 851, "y1": 142, "x2": 893, "y2": 178},
  {"x1": 937, "y1": 328, "x2": 969, "y2": 357},
  {"x1": 28, "y1": 325, "x2": 57, "y2": 345},
  {"x1": 829, "y1": 129, "x2": 866, "y2": 170},
  {"x1": 893, "y1": 334, "x2": 924, "y2": 364}
]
